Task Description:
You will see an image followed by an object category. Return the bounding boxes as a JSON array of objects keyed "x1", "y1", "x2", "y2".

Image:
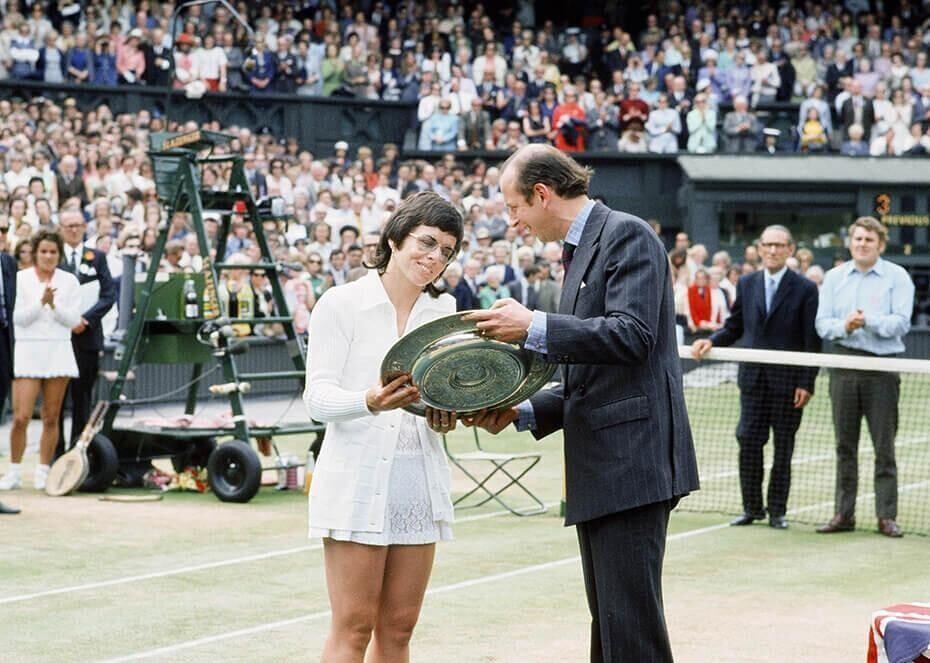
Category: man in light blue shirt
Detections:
[{"x1": 814, "y1": 217, "x2": 914, "y2": 538}]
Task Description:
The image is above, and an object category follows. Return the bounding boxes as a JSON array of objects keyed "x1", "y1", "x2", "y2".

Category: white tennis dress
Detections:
[
  {"x1": 310, "y1": 412, "x2": 454, "y2": 545},
  {"x1": 13, "y1": 267, "x2": 81, "y2": 379}
]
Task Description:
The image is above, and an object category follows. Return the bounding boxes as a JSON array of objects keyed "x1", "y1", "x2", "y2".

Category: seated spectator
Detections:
[
  {"x1": 522, "y1": 100, "x2": 551, "y2": 145},
  {"x1": 478, "y1": 265, "x2": 511, "y2": 309},
  {"x1": 458, "y1": 97, "x2": 493, "y2": 150},
  {"x1": 618, "y1": 126, "x2": 648, "y2": 153},
  {"x1": 841, "y1": 123, "x2": 870, "y2": 156},
  {"x1": 551, "y1": 87, "x2": 587, "y2": 152},
  {"x1": 587, "y1": 91, "x2": 620, "y2": 151},
  {"x1": 619, "y1": 81, "x2": 650, "y2": 132},
  {"x1": 722, "y1": 95, "x2": 759, "y2": 153},
  {"x1": 496, "y1": 120, "x2": 528, "y2": 151},
  {"x1": 421, "y1": 99, "x2": 459, "y2": 151},
  {"x1": 797, "y1": 84, "x2": 833, "y2": 138},
  {"x1": 645, "y1": 94, "x2": 681, "y2": 153},
  {"x1": 686, "y1": 94, "x2": 717, "y2": 153},
  {"x1": 758, "y1": 127, "x2": 782, "y2": 154},
  {"x1": 799, "y1": 107, "x2": 829, "y2": 152}
]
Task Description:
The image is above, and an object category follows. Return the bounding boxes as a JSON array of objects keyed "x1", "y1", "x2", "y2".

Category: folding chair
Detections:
[{"x1": 443, "y1": 428, "x2": 547, "y2": 516}]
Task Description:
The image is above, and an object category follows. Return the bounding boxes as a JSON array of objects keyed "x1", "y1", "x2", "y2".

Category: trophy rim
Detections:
[{"x1": 380, "y1": 311, "x2": 557, "y2": 416}]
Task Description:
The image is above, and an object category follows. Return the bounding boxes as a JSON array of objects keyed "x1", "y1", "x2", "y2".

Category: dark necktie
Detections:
[
  {"x1": 0, "y1": 259, "x2": 7, "y2": 328},
  {"x1": 70, "y1": 248, "x2": 78, "y2": 272},
  {"x1": 561, "y1": 242, "x2": 576, "y2": 276}
]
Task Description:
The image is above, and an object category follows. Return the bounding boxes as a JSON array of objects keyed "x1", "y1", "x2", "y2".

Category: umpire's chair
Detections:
[{"x1": 443, "y1": 428, "x2": 547, "y2": 516}]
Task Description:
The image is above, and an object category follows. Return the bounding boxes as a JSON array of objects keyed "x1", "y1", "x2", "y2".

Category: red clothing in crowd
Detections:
[
  {"x1": 688, "y1": 284, "x2": 715, "y2": 327},
  {"x1": 552, "y1": 101, "x2": 587, "y2": 151}
]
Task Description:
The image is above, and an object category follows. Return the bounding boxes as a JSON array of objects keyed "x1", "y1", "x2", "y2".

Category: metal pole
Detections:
[{"x1": 116, "y1": 251, "x2": 138, "y2": 333}]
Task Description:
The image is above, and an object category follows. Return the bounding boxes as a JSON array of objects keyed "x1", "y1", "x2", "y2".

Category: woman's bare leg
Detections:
[
  {"x1": 9, "y1": 379, "x2": 41, "y2": 463},
  {"x1": 369, "y1": 544, "x2": 435, "y2": 663},
  {"x1": 38, "y1": 377, "x2": 70, "y2": 465}
]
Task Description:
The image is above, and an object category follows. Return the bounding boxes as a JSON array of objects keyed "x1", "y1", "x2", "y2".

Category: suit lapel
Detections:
[
  {"x1": 751, "y1": 271, "x2": 766, "y2": 322},
  {"x1": 558, "y1": 202, "x2": 607, "y2": 315}
]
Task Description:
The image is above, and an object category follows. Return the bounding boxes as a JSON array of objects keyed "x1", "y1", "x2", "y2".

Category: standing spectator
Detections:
[
  {"x1": 472, "y1": 42, "x2": 507, "y2": 87},
  {"x1": 9, "y1": 21, "x2": 39, "y2": 79},
  {"x1": 725, "y1": 51, "x2": 753, "y2": 102},
  {"x1": 145, "y1": 27, "x2": 173, "y2": 87},
  {"x1": 0, "y1": 223, "x2": 14, "y2": 424},
  {"x1": 840, "y1": 80, "x2": 875, "y2": 141},
  {"x1": 65, "y1": 32, "x2": 93, "y2": 84},
  {"x1": 297, "y1": 38, "x2": 324, "y2": 96},
  {"x1": 722, "y1": 95, "x2": 759, "y2": 153},
  {"x1": 116, "y1": 28, "x2": 146, "y2": 85},
  {"x1": 37, "y1": 31, "x2": 66, "y2": 84},
  {"x1": 55, "y1": 210, "x2": 117, "y2": 458},
  {"x1": 686, "y1": 93, "x2": 717, "y2": 153},
  {"x1": 244, "y1": 38, "x2": 274, "y2": 93},
  {"x1": 815, "y1": 217, "x2": 915, "y2": 539},
  {"x1": 646, "y1": 94, "x2": 682, "y2": 153},
  {"x1": 198, "y1": 34, "x2": 228, "y2": 92},
  {"x1": 272, "y1": 35, "x2": 302, "y2": 94},
  {"x1": 0, "y1": 230, "x2": 80, "y2": 492},
  {"x1": 321, "y1": 42, "x2": 344, "y2": 96},
  {"x1": 587, "y1": 91, "x2": 620, "y2": 151},
  {"x1": 619, "y1": 81, "x2": 650, "y2": 132},
  {"x1": 750, "y1": 48, "x2": 781, "y2": 107},
  {"x1": 220, "y1": 32, "x2": 245, "y2": 91},
  {"x1": 343, "y1": 43, "x2": 369, "y2": 97},
  {"x1": 693, "y1": 225, "x2": 820, "y2": 530}
]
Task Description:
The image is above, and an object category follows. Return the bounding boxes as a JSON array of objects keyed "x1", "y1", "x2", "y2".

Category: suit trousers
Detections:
[
  {"x1": 576, "y1": 499, "x2": 675, "y2": 663},
  {"x1": 828, "y1": 366, "x2": 899, "y2": 520},
  {"x1": 735, "y1": 378, "x2": 803, "y2": 517},
  {"x1": 0, "y1": 327, "x2": 10, "y2": 420},
  {"x1": 57, "y1": 348, "x2": 101, "y2": 456}
]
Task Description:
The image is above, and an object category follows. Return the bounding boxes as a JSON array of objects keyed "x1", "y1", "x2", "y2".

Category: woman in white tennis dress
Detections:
[
  {"x1": 304, "y1": 192, "x2": 463, "y2": 661},
  {"x1": 0, "y1": 229, "x2": 80, "y2": 492}
]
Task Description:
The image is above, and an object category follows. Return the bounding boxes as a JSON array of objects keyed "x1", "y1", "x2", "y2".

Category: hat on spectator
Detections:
[
  {"x1": 334, "y1": 140, "x2": 349, "y2": 152},
  {"x1": 475, "y1": 228, "x2": 491, "y2": 240},
  {"x1": 703, "y1": 49, "x2": 718, "y2": 62},
  {"x1": 762, "y1": 128, "x2": 781, "y2": 137},
  {"x1": 128, "y1": 28, "x2": 144, "y2": 40},
  {"x1": 696, "y1": 79, "x2": 711, "y2": 92},
  {"x1": 176, "y1": 33, "x2": 195, "y2": 46}
]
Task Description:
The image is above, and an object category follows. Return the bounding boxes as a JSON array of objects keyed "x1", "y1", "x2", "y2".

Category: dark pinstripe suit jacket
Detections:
[{"x1": 529, "y1": 202, "x2": 700, "y2": 526}]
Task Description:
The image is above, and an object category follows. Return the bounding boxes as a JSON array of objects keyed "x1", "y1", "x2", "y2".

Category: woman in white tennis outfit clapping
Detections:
[
  {"x1": 304, "y1": 191, "x2": 463, "y2": 661},
  {"x1": 0, "y1": 229, "x2": 80, "y2": 491}
]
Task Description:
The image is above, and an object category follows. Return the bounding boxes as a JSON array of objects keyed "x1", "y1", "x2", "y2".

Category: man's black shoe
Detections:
[
  {"x1": 0, "y1": 501, "x2": 21, "y2": 515},
  {"x1": 730, "y1": 512, "x2": 765, "y2": 526},
  {"x1": 769, "y1": 516, "x2": 788, "y2": 529}
]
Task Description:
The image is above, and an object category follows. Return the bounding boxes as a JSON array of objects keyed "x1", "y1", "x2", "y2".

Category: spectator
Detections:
[
  {"x1": 477, "y1": 264, "x2": 510, "y2": 308},
  {"x1": 587, "y1": 91, "x2": 620, "y2": 151},
  {"x1": 798, "y1": 84, "x2": 833, "y2": 138},
  {"x1": 36, "y1": 31, "x2": 65, "y2": 84},
  {"x1": 9, "y1": 21, "x2": 39, "y2": 80},
  {"x1": 686, "y1": 93, "x2": 717, "y2": 153},
  {"x1": 551, "y1": 87, "x2": 587, "y2": 152},
  {"x1": 841, "y1": 123, "x2": 870, "y2": 156},
  {"x1": 840, "y1": 79, "x2": 874, "y2": 141},
  {"x1": 799, "y1": 107, "x2": 829, "y2": 152},
  {"x1": 116, "y1": 28, "x2": 146, "y2": 85},
  {"x1": 522, "y1": 99, "x2": 551, "y2": 145},
  {"x1": 244, "y1": 38, "x2": 274, "y2": 93},
  {"x1": 722, "y1": 95, "x2": 759, "y2": 153},
  {"x1": 321, "y1": 42, "x2": 344, "y2": 97},
  {"x1": 198, "y1": 34, "x2": 228, "y2": 92},
  {"x1": 458, "y1": 97, "x2": 493, "y2": 150},
  {"x1": 421, "y1": 99, "x2": 459, "y2": 151},
  {"x1": 646, "y1": 94, "x2": 682, "y2": 153},
  {"x1": 65, "y1": 32, "x2": 93, "y2": 84},
  {"x1": 496, "y1": 120, "x2": 528, "y2": 151}
]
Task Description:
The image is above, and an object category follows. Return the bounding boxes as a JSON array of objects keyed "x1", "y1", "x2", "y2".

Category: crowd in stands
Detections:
[
  {"x1": 0, "y1": 93, "x2": 841, "y2": 349},
  {"x1": 2, "y1": 2, "x2": 930, "y2": 155}
]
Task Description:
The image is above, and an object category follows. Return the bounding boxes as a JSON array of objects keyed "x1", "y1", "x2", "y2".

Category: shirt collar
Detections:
[
  {"x1": 564, "y1": 198, "x2": 595, "y2": 248},
  {"x1": 764, "y1": 265, "x2": 788, "y2": 287},
  {"x1": 845, "y1": 257, "x2": 884, "y2": 276}
]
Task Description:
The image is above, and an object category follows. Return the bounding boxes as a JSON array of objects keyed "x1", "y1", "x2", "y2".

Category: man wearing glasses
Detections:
[{"x1": 692, "y1": 225, "x2": 821, "y2": 529}]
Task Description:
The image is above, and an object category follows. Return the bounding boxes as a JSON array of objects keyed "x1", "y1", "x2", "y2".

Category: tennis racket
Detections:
[{"x1": 45, "y1": 401, "x2": 109, "y2": 497}]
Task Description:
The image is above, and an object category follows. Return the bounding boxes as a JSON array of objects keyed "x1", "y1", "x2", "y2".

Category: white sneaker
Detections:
[
  {"x1": 0, "y1": 473, "x2": 22, "y2": 490},
  {"x1": 34, "y1": 466, "x2": 49, "y2": 491}
]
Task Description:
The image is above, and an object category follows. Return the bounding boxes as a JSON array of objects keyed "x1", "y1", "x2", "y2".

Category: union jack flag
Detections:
[{"x1": 868, "y1": 603, "x2": 930, "y2": 663}]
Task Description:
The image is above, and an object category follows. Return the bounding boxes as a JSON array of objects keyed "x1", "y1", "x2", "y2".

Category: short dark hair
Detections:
[
  {"x1": 501, "y1": 145, "x2": 592, "y2": 203},
  {"x1": 31, "y1": 227, "x2": 65, "y2": 258},
  {"x1": 367, "y1": 191, "x2": 464, "y2": 298}
]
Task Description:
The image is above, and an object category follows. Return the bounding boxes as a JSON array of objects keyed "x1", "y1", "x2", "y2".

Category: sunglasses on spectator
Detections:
[{"x1": 308, "y1": 259, "x2": 322, "y2": 264}]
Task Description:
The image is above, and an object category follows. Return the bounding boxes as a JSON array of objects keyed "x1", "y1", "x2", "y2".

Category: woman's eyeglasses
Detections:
[{"x1": 407, "y1": 233, "x2": 456, "y2": 262}]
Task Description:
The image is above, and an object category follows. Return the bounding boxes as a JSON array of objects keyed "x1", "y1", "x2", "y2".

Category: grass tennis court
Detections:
[{"x1": 2, "y1": 403, "x2": 928, "y2": 662}]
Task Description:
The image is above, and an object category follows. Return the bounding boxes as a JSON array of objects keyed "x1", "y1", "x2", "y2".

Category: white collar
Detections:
[{"x1": 764, "y1": 266, "x2": 788, "y2": 288}]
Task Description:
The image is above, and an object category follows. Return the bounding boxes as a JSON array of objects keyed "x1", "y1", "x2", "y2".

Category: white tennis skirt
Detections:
[{"x1": 14, "y1": 339, "x2": 79, "y2": 379}]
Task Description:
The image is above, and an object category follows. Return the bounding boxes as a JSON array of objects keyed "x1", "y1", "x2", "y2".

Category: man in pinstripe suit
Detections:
[{"x1": 466, "y1": 144, "x2": 700, "y2": 662}]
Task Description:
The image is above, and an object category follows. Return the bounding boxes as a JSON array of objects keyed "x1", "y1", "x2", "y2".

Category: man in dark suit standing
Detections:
[
  {"x1": 465, "y1": 144, "x2": 699, "y2": 662},
  {"x1": 692, "y1": 225, "x2": 820, "y2": 529},
  {"x1": 840, "y1": 80, "x2": 875, "y2": 141},
  {"x1": 0, "y1": 227, "x2": 20, "y2": 514},
  {"x1": 55, "y1": 155, "x2": 87, "y2": 207},
  {"x1": 56, "y1": 209, "x2": 117, "y2": 456}
]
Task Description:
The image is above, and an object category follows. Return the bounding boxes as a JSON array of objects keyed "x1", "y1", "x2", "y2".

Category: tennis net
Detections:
[{"x1": 678, "y1": 346, "x2": 930, "y2": 535}]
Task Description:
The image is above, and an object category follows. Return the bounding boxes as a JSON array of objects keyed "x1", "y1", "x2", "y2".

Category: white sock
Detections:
[
  {"x1": 7, "y1": 463, "x2": 21, "y2": 476},
  {"x1": 36, "y1": 464, "x2": 50, "y2": 473}
]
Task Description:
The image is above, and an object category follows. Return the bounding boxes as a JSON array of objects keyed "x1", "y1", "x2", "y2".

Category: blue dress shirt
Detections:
[
  {"x1": 815, "y1": 258, "x2": 914, "y2": 355},
  {"x1": 516, "y1": 199, "x2": 595, "y2": 430}
]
